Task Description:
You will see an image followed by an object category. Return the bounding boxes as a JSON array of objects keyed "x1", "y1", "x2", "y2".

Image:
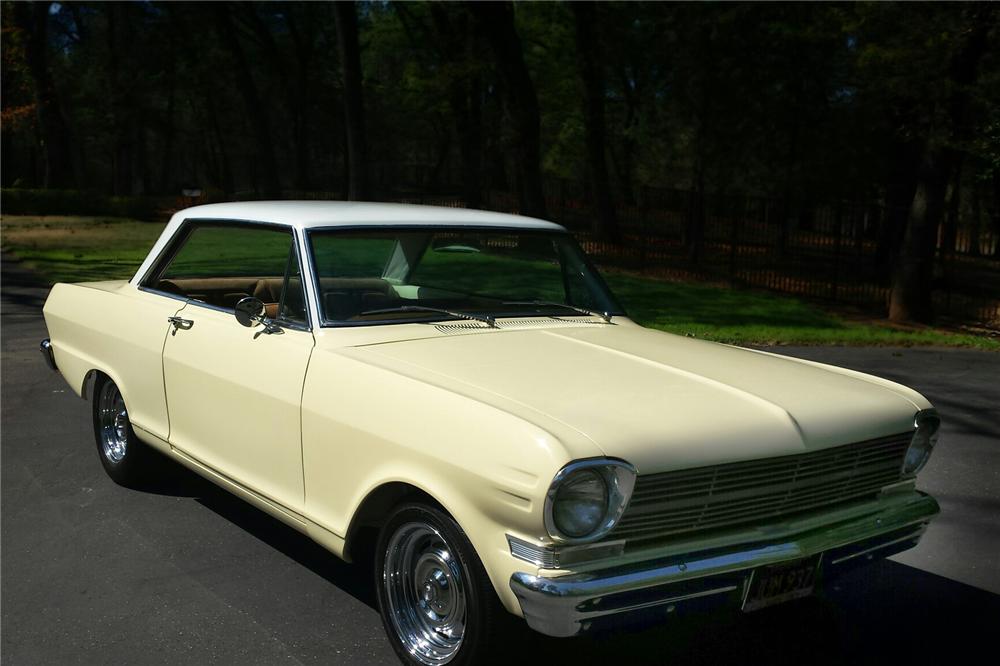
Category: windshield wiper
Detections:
[
  {"x1": 360, "y1": 305, "x2": 497, "y2": 328},
  {"x1": 502, "y1": 300, "x2": 613, "y2": 323}
]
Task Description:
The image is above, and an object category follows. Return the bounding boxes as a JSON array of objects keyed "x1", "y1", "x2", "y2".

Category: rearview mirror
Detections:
[
  {"x1": 234, "y1": 296, "x2": 266, "y2": 327},
  {"x1": 432, "y1": 236, "x2": 482, "y2": 253}
]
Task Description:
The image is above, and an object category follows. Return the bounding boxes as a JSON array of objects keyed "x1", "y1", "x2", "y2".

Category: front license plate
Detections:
[{"x1": 742, "y1": 555, "x2": 820, "y2": 612}]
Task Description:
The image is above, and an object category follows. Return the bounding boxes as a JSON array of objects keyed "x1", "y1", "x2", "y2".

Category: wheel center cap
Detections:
[{"x1": 419, "y1": 568, "x2": 451, "y2": 613}]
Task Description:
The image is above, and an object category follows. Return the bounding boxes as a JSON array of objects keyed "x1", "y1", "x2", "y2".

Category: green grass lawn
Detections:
[
  {"x1": 1, "y1": 215, "x2": 163, "y2": 283},
  {"x1": 2, "y1": 214, "x2": 996, "y2": 349}
]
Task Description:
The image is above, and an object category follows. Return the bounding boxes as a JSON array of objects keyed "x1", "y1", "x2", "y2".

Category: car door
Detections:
[
  {"x1": 150, "y1": 221, "x2": 314, "y2": 512},
  {"x1": 92, "y1": 287, "x2": 189, "y2": 443}
]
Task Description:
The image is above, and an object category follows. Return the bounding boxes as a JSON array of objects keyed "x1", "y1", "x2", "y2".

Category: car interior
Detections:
[{"x1": 153, "y1": 276, "x2": 407, "y2": 322}]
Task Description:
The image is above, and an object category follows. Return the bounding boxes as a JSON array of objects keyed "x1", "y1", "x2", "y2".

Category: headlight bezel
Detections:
[
  {"x1": 902, "y1": 408, "x2": 941, "y2": 477},
  {"x1": 543, "y1": 458, "x2": 637, "y2": 544}
]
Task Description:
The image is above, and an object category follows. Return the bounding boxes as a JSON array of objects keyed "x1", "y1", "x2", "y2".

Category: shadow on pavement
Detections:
[
  {"x1": 143, "y1": 450, "x2": 999, "y2": 666},
  {"x1": 137, "y1": 450, "x2": 379, "y2": 608}
]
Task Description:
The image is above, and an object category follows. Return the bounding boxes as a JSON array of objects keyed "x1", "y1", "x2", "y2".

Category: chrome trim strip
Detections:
[
  {"x1": 507, "y1": 535, "x2": 559, "y2": 569},
  {"x1": 295, "y1": 226, "x2": 322, "y2": 331},
  {"x1": 506, "y1": 535, "x2": 628, "y2": 569},
  {"x1": 39, "y1": 338, "x2": 57, "y2": 371}
]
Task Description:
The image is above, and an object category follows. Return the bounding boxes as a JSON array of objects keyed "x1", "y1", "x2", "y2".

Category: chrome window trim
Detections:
[
  {"x1": 137, "y1": 218, "x2": 314, "y2": 332},
  {"x1": 294, "y1": 225, "x2": 323, "y2": 331},
  {"x1": 137, "y1": 286, "x2": 312, "y2": 333},
  {"x1": 544, "y1": 458, "x2": 637, "y2": 545},
  {"x1": 303, "y1": 225, "x2": 627, "y2": 329}
]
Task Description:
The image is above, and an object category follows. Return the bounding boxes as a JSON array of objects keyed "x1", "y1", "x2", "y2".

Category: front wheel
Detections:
[
  {"x1": 92, "y1": 374, "x2": 151, "y2": 486},
  {"x1": 375, "y1": 503, "x2": 506, "y2": 666}
]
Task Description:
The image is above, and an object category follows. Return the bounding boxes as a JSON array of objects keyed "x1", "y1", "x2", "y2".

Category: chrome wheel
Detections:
[
  {"x1": 383, "y1": 522, "x2": 467, "y2": 665},
  {"x1": 97, "y1": 381, "x2": 129, "y2": 464}
]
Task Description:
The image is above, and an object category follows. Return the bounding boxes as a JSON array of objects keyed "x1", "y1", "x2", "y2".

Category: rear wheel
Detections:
[
  {"x1": 375, "y1": 503, "x2": 506, "y2": 665},
  {"x1": 92, "y1": 375, "x2": 151, "y2": 486}
]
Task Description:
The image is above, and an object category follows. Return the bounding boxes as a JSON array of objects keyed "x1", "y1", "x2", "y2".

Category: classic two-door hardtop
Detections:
[{"x1": 40, "y1": 201, "x2": 941, "y2": 665}]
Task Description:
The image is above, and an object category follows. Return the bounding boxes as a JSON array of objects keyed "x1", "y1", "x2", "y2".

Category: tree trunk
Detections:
[
  {"x1": 16, "y1": 1, "x2": 76, "y2": 188},
  {"x1": 212, "y1": 3, "x2": 281, "y2": 197},
  {"x1": 203, "y1": 91, "x2": 234, "y2": 194},
  {"x1": 161, "y1": 76, "x2": 175, "y2": 194},
  {"x1": 456, "y1": 74, "x2": 483, "y2": 208},
  {"x1": 106, "y1": 3, "x2": 133, "y2": 195},
  {"x1": 889, "y1": 149, "x2": 949, "y2": 323},
  {"x1": 687, "y1": 169, "x2": 706, "y2": 264},
  {"x1": 427, "y1": 5, "x2": 483, "y2": 208},
  {"x1": 242, "y1": 4, "x2": 312, "y2": 191},
  {"x1": 571, "y1": 2, "x2": 620, "y2": 243},
  {"x1": 941, "y1": 155, "x2": 963, "y2": 256},
  {"x1": 876, "y1": 141, "x2": 920, "y2": 281},
  {"x1": 334, "y1": 0, "x2": 369, "y2": 200},
  {"x1": 287, "y1": 8, "x2": 315, "y2": 191},
  {"x1": 470, "y1": 2, "x2": 547, "y2": 219},
  {"x1": 610, "y1": 67, "x2": 639, "y2": 206}
]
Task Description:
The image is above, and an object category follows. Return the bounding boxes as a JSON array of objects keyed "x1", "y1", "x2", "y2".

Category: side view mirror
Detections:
[
  {"x1": 235, "y1": 296, "x2": 266, "y2": 327},
  {"x1": 235, "y1": 296, "x2": 282, "y2": 335}
]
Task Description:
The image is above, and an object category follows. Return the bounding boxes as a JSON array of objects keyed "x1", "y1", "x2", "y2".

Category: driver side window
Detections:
[{"x1": 146, "y1": 223, "x2": 308, "y2": 326}]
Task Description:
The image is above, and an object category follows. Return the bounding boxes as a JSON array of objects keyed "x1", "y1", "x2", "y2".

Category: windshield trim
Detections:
[{"x1": 305, "y1": 224, "x2": 627, "y2": 328}]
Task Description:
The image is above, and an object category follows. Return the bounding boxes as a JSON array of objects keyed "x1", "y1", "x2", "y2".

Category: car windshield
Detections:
[{"x1": 308, "y1": 227, "x2": 623, "y2": 326}]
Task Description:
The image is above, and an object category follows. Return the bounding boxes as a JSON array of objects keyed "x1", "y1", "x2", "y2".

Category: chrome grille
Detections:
[{"x1": 613, "y1": 432, "x2": 912, "y2": 544}]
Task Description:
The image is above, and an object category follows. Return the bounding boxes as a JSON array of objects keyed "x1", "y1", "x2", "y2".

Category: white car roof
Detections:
[
  {"x1": 130, "y1": 201, "x2": 565, "y2": 286},
  {"x1": 170, "y1": 200, "x2": 564, "y2": 231}
]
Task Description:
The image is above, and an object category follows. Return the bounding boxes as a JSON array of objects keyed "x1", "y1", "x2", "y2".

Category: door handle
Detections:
[{"x1": 167, "y1": 316, "x2": 194, "y2": 334}]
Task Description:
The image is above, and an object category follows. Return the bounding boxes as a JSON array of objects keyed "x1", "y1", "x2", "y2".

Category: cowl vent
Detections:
[{"x1": 434, "y1": 317, "x2": 606, "y2": 334}]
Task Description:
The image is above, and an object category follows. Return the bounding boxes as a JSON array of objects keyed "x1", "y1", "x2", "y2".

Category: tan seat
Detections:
[
  {"x1": 157, "y1": 277, "x2": 269, "y2": 311},
  {"x1": 253, "y1": 279, "x2": 283, "y2": 318},
  {"x1": 319, "y1": 278, "x2": 396, "y2": 320}
]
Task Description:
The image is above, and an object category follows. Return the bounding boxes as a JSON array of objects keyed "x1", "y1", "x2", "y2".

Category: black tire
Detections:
[
  {"x1": 375, "y1": 502, "x2": 507, "y2": 666},
  {"x1": 91, "y1": 374, "x2": 151, "y2": 486}
]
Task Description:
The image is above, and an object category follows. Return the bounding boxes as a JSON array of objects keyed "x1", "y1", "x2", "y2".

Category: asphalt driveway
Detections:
[{"x1": 2, "y1": 255, "x2": 998, "y2": 665}]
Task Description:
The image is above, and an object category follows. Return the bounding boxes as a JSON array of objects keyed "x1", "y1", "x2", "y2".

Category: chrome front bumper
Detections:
[
  {"x1": 510, "y1": 492, "x2": 939, "y2": 637},
  {"x1": 40, "y1": 338, "x2": 57, "y2": 371}
]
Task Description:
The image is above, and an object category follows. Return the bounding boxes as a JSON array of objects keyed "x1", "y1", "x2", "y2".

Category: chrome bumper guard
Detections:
[
  {"x1": 40, "y1": 338, "x2": 57, "y2": 371},
  {"x1": 510, "y1": 492, "x2": 939, "y2": 637}
]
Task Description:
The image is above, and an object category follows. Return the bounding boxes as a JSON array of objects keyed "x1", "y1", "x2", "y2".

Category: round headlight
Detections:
[
  {"x1": 552, "y1": 469, "x2": 608, "y2": 538},
  {"x1": 544, "y1": 459, "x2": 637, "y2": 543},
  {"x1": 902, "y1": 410, "x2": 941, "y2": 476}
]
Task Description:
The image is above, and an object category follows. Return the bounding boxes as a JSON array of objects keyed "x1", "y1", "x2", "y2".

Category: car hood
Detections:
[{"x1": 347, "y1": 322, "x2": 927, "y2": 474}]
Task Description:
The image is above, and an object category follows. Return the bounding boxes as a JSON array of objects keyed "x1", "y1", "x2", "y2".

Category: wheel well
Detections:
[
  {"x1": 81, "y1": 369, "x2": 104, "y2": 400},
  {"x1": 343, "y1": 482, "x2": 445, "y2": 563}
]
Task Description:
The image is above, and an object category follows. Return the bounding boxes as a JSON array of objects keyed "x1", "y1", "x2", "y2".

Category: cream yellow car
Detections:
[{"x1": 40, "y1": 202, "x2": 941, "y2": 665}]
